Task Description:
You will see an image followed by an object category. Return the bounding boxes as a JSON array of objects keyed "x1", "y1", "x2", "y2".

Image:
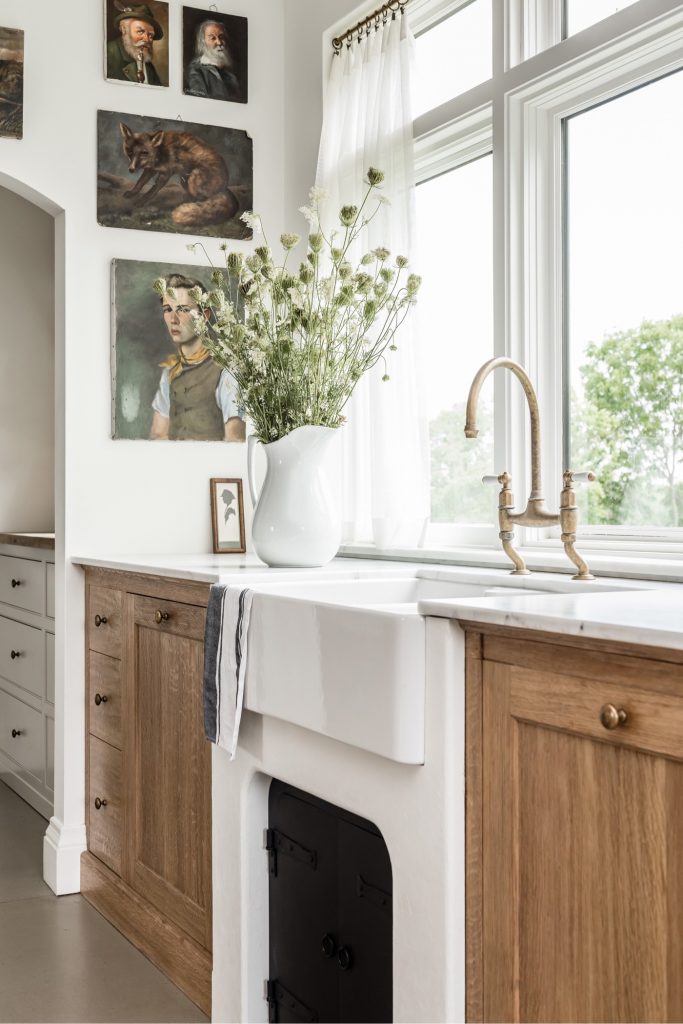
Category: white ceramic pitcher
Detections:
[{"x1": 247, "y1": 425, "x2": 341, "y2": 567}]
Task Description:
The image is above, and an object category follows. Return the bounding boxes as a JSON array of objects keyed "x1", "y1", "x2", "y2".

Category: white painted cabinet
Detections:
[{"x1": 0, "y1": 543, "x2": 55, "y2": 818}]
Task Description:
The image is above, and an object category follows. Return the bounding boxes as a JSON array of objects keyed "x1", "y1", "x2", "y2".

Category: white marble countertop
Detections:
[{"x1": 418, "y1": 588, "x2": 683, "y2": 651}]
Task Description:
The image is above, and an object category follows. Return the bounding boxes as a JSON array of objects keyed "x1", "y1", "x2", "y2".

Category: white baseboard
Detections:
[{"x1": 43, "y1": 816, "x2": 86, "y2": 895}]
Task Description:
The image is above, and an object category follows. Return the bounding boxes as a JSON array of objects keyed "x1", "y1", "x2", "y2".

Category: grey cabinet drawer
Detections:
[
  {"x1": 0, "y1": 689, "x2": 43, "y2": 779},
  {"x1": 0, "y1": 616, "x2": 44, "y2": 697},
  {"x1": 46, "y1": 563, "x2": 55, "y2": 618},
  {"x1": 46, "y1": 632, "x2": 55, "y2": 704},
  {"x1": 0, "y1": 555, "x2": 45, "y2": 615}
]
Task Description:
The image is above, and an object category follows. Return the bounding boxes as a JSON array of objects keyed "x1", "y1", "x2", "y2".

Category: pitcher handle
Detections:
[{"x1": 247, "y1": 434, "x2": 260, "y2": 508}]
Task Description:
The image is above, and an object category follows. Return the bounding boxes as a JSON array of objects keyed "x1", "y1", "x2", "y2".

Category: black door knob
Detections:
[
  {"x1": 94, "y1": 797, "x2": 108, "y2": 810},
  {"x1": 11, "y1": 729, "x2": 22, "y2": 738},
  {"x1": 94, "y1": 614, "x2": 108, "y2": 627},
  {"x1": 10, "y1": 650, "x2": 20, "y2": 659},
  {"x1": 10, "y1": 578, "x2": 21, "y2": 588},
  {"x1": 94, "y1": 693, "x2": 108, "y2": 706},
  {"x1": 337, "y1": 946, "x2": 352, "y2": 971},
  {"x1": 321, "y1": 933, "x2": 336, "y2": 958}
]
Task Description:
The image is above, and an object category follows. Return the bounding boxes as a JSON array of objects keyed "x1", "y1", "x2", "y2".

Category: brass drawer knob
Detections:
[
  {"x1": 154, "y1": 610, "x2": 170, "y2": 624},
  {"x1": 10, "y1": 650, "x2": 21, "y2": 660},
  {"x1": 94, "y1": 614, "x2": 108, "y2": 627},
  {"x1": 10, "y1": 578, "x2": 21, "y2": 588},
  {"x1": 94, "y1": 797, "x2": 108, "y2": 810},
  {"x1": 94, "y1": 693, "x2": 108, "y2": 706},
  {"x1": 11, "y1": 728, "x2": 22, "y2": 738},
  {"x1": 600, "y1": 703, "x2": 628, "y2": 730}
]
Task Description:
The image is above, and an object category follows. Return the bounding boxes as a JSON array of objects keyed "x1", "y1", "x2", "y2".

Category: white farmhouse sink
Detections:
[{"x1": 243, "y1": 575, "x2": 550, "y2": 764}]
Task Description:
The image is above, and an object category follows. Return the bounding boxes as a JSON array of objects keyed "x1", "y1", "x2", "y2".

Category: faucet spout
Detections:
[{"x1": 464, "y1": 357, "x2": 543, "y2": 500}]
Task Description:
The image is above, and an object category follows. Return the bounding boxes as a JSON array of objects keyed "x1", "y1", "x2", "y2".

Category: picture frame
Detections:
[
  {"x1": 182, "y1": 6, "x2": 248, "y2": 104},
  {"x1": 210, "y1": 478, "x2": 246, "y2": 554},
  {"x1": 0, "y1": 26, "x2": 23, "y2": 140},
  {"x1": 104, "y1": 0, "x2": 169, "y2": 87}
]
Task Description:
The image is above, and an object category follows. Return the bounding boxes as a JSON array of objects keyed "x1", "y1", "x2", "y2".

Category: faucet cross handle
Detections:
[
  {"x1": 563, "y1": 470, "x2": 596, "y2": 489},
  {"x1": 482, "y1": 472, "x2": 512, "y2": 488}
]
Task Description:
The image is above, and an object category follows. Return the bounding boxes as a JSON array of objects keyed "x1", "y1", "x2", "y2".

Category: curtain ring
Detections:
[{"x1": 332, "y1": 37, "x2": 342, "y2": 53}]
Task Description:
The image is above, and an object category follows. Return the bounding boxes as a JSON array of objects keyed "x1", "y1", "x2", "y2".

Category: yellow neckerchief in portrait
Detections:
[{"x1": 159, "y1": 345, "x2": 213, "y2": 382}]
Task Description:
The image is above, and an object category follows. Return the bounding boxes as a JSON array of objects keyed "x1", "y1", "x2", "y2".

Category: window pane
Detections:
[
  {"x1": 416, "y1": 156, "x2": 494, "y2": 524},
  {"x1": 413, "y1": 0, "x2": 492, "y2": 118},
  {"x1": 566, "y1": 72, "x2": 683, "y2": 529},
  {"x1": 564, "y1": 0, "x2": 638, "y2": 36}
]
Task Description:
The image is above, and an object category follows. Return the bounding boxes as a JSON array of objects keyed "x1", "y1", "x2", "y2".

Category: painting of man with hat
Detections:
[{"x1": 105, "y1": 0, "x2": 169, "y2": 87}]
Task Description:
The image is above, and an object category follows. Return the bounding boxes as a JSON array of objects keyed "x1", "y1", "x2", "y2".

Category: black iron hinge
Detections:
[
  {"x1": 263, "y1": 827, "x2": 317, "y2": 877},
  {"x1": 265, "y1": 978, "x2": 318, "y2": 1023}
]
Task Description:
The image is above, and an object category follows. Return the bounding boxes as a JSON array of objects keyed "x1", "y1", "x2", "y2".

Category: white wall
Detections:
[
  {"x1": 0, "y1": 186, "x2": 54, "y2": 531},
  {"x1": 0, "y1": 0, "x2": 363, "y2": 892}
]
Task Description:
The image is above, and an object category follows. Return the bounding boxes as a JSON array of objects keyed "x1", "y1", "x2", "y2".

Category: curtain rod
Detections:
[{"x1": 332, "y1": 0, "x2": 410, "y2": 52}]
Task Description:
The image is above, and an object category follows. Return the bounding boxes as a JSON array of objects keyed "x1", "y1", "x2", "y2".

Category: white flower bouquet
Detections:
[{"x1": 155, "y1": 168, "x2": 421, "y2": 444}]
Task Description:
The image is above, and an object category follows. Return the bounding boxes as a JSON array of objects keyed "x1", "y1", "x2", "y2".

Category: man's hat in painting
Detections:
[{"x1": 113, "y1": 2, "x2": 164, "y2": 41}]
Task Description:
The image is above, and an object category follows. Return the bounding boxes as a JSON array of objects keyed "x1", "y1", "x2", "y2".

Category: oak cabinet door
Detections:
[
  {"x1": 481, "y1": 659, "x2": 683, "y2": 1024},
  {"x1": 126, "y1": 595, "x2": 211, "y2": 951}
]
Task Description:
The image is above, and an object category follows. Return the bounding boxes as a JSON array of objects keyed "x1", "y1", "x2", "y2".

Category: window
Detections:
[
  {"x1": 410, "y1": 0, "x2": 683, "y2": 556},
  {"x1": 413, "y1": 0, "x2": 492, "y2": 116},
  {"x1": 566, "y1": 71, "x2": 683, "y2": 530}
]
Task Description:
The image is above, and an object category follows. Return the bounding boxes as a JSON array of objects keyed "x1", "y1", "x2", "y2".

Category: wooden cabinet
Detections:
[
  {"x1": 81, "y1": 568, "x2": 212, "y2": 1015},
  {"x1": 466, "y1": 629, "x2": 683, "y2": 1024},
  {"x1": 0, "y1": 542, "x2": 55, "y2": 819}
]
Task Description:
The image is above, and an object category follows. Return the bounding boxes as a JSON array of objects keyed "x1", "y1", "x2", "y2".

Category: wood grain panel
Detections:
[
  {"x1": 511, "y1": 665, "x2": 683, "y2": 760},
  {"x1": 88, "y1": 735, "x2": 123, "y2": 875},
  {"x1": 88, "y1": 652, "x2": 122, "y2": 749},
  {"x1": 127, "y1": 607, "x2": 212, "y2": 950},
  {"x1": 87, "y1": 586, "x2": 123, "y2": 659},
  {"x1": 465, "y1": 632, "x2": 484, "y2": 1023},
  {"x1": 133, "y1": 594, "x2": 206, "y2": 642},
  {"x1": 81, "y1": 851, "x2": 211, "y2": 1015}
]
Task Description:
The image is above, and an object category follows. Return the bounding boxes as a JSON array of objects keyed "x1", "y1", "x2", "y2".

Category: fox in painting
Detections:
[{"x1": 119, "y1": 122, "x2": 239, "y2": 226}]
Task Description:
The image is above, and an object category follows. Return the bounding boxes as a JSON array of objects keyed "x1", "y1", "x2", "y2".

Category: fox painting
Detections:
[
  {"x1": 97, "y1": 110, "x2": 253, "y2": 238},
  {"x1": 119, "y1": 123, "x2": 238, "y2": 226}
]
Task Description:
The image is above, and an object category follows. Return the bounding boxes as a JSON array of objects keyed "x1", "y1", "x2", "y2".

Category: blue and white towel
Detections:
[{"x1": 203, "y1": 583, "x2": 254, "y2": 759}]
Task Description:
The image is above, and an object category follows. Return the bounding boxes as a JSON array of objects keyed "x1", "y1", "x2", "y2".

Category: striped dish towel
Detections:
[{"x1": 203, "y1": 583, "x2": 254, "y2": 759}]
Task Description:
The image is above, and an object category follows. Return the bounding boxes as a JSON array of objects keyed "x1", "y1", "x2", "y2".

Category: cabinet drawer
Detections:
[
  {"x1": 0, "y1": 554, "x2": 44, "y2": 615},
  {"x1": 133, "y1": 594, "x2": 206, "y2": 641},
  {"x1": 510, "y1": 665, "x2": 683, "y2": 760},
  {"x1": 0, "y1": 616, "x2": 44, "y2": 698},
  {"x1": 0, "y1": 689, "x2": 43, "y2": 779},
  {"x1": 88, "y1": 735, "x2": 123, "y2": 876},
  {"x1": 89, "y1": 652, "x2": 122, "y2": 749},
  {"x1": 88, "y1": 587, "x2": 123, "y2": 659}
]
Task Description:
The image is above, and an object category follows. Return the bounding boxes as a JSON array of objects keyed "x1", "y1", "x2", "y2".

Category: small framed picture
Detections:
[
  {"x1": 182, "y1": 6, "x2": 247, "y2": 103},
  {"x1": 104, "y1": 0, "x2": 169, "y2": 87},
  {"x1": 210, "y1": 478, "x2": 246, "y2": 554}
]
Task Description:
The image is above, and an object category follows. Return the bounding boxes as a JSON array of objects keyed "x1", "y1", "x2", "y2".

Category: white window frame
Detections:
[{"x1": 408, "y1": 0, "x2": 683, "y2": 559}]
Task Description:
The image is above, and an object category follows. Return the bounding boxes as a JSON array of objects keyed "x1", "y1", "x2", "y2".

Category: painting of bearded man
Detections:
[
  {"x1": 183, "y1": 7, "x2": 247, "y2": 104},
  {"x1": 105, "y1": 1, "x2": 169, "y2": 87}
]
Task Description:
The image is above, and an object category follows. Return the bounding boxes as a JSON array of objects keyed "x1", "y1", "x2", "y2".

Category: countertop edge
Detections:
[{"x1": 0, "y1": 533, "x2": 55, "y2": 551}]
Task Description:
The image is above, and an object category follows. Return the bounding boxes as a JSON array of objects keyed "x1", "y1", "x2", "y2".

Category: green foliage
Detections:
[
  {"x1": 430, "y1": 401, "x2": 493, "y2": 523},
  {"x1": 167, "y1": 170, "x2": 421, "y2": 444},
  {"x1": 573, "y1": 314, "x2": 683, "y2": 526}
]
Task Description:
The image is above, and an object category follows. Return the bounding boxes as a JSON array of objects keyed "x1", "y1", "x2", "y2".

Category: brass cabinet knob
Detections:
[
  {"x1": 94, "y1": 797, "x2": 108, "y2": 810},
  {"x1": 154, "y1": 610, "x2": 170, "y2": 624},
  {"x1": 10, "y1": 578, "x2": 21, "y2": 588},
  {"x1": 94, "y1": 693, "x2": 108, "y2": 706},
  {"x1": 11, "y1": 728, "x2": 22, "y2": 738},
  {"x1": 600, "y1": 703, "x2": 628, "y2": 730},
  {"x1": 94, "y1": 614, "x2": 108, "y2": 627},
  {"x1": 10, "y1": 650, "x2": 21, "y2": 660}
]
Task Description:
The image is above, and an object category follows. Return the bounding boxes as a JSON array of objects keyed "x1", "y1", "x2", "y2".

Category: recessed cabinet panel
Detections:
[
  {"x1": 0, "y1": 554, "x2": 44, "y2": 614},
  {"x1": 89, "y1": 735, "x2": 123, "y2": 876},
  {"x1": 0, "y1": 616, "x2": 44, "y2": 697},
  {"x1": 89, "y1": 651, "x2": 122, "y2": 749},
  {"x1": 88, "y1": 587, "x2": 123, "y2": 659},
  {"x1": 0, "y1": 689, "x2": 43, "y2": 779}
]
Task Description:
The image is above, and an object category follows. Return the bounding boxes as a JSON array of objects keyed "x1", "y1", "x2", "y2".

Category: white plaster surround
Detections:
[{"x1": 211, "y1": 616, "x2": 466, "y2": 1024}]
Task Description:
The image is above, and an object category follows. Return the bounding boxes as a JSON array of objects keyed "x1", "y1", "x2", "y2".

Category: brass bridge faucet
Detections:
[{"x1": 464, "y1": 357, "x2": 595, "y2": 580}]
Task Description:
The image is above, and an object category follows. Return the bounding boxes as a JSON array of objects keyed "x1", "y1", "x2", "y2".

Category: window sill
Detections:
[{"x1": 338, "y1": 542, "x2": 683, "y2": 584}]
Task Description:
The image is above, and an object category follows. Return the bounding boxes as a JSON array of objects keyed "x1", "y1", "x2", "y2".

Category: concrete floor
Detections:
[{"x1": 0, "y1": 781, "x2": 208, "y2": 1023}]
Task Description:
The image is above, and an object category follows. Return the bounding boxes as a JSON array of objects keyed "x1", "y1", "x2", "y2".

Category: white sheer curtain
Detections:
[{"x1": 316, "y1": 11, "x2": 429, "y2": 549}]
